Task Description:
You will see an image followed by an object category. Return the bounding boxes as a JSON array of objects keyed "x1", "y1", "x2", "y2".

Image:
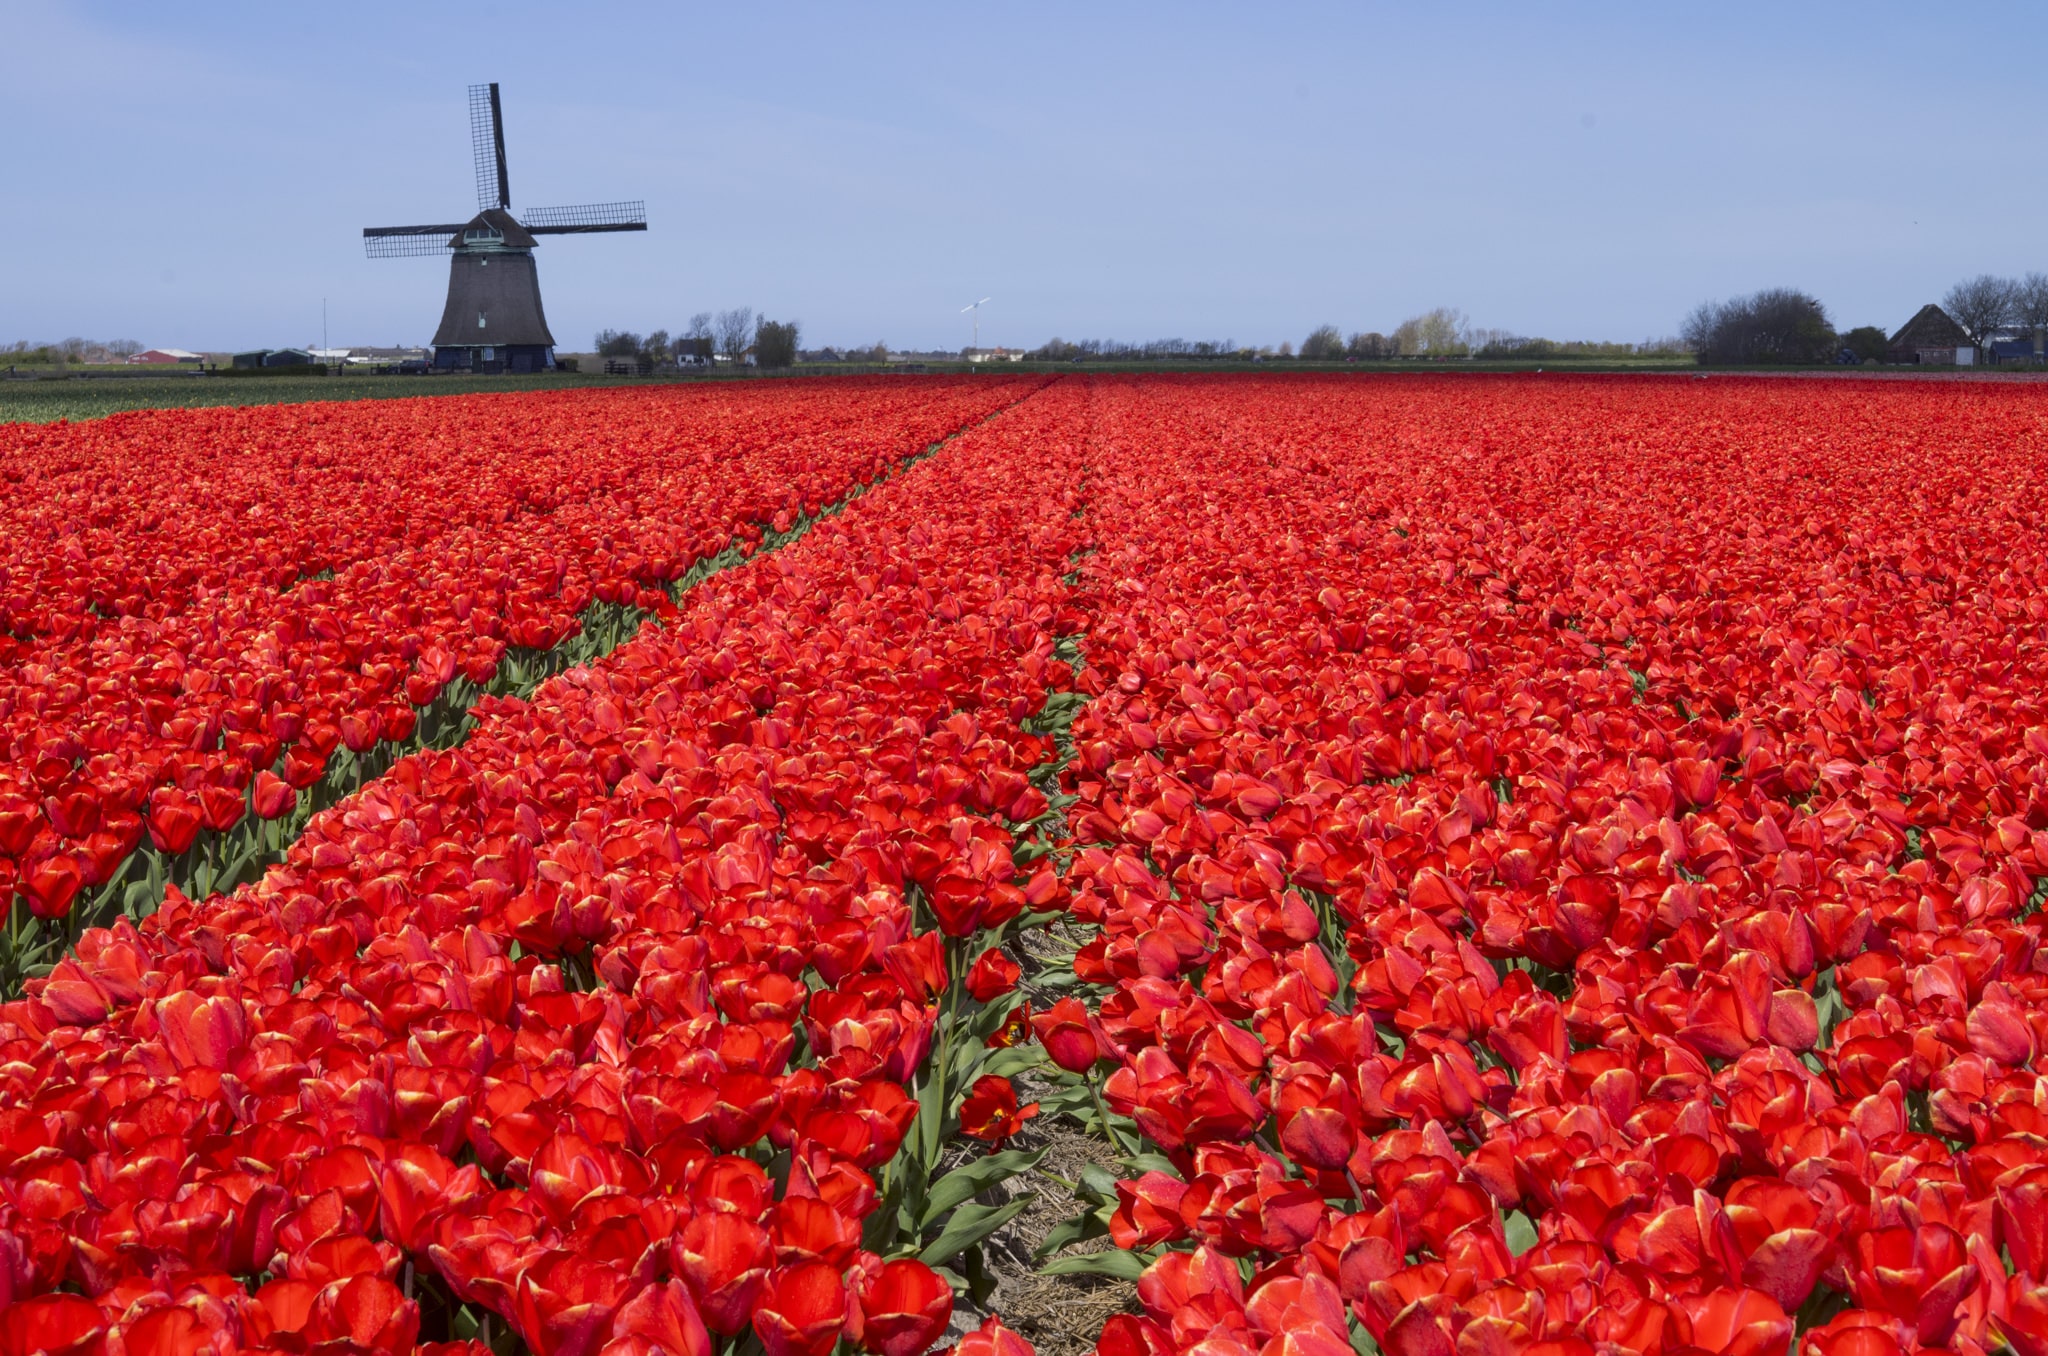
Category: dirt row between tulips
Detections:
[{"x1": 941, "y1": 918, "x2": 1139, "y2": 1356}]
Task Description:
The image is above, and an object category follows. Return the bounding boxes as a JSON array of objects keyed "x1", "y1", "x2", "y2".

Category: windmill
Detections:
[{"x1": 363, "y1": 83, "x2": 646, "y2": 374}]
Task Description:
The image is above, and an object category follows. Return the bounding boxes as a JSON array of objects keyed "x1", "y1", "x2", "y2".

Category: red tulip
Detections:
[
  {"x1": 601, "y1": 1278, "x2": 713, "y2": 1356},
  {"x1": 674, "y1": 1212, "x2": 772, "y2": 1336},
  {"x1": 1031, "y1": 997, "x2": 1109, "y2": 1072},
  {"x1": 151, "y1": 989, "x2": 250, "y2": 1070},
  {"x1": 1680, "y1": 1287, "x2": 1793, "y2": 1356},
  {"x1": 249, "y1": 1278, "x2": 322, "y2": 1344},
  {"x1": 145, "y1": 787, "x2": 202, "y2": 854},
  {"x1": 753, "y1": 1261, "x2": 848, "y2": 1356},
  {"x1": 314, "y1": 1274, "x2": 421, "y2": 1352},
  {"x1": 1109, "y1": 1172, "x2": 1191, "y2": 1250},
  {"x1": 1998, "y1": 1166, "x2": 2048, "y2": 1282},
  {"x1": 280, "y1": 743, "x2": 328, "y2": 790},
  {"x1": 1996, "y1": 1280, "x2": 2048, "y2": 1356},
  {"x1": 1723, "y1": 1177, "x2": 1832, "y2": 1310},
  {"x1": 195, "y1": 782, "x2": 244, "y2": 833},
  {"x1": 0, "y1": 1295, "x2": 104, "y2": 1356},
  {"x1": 251, "y1": 769, "x2": 297, "y2": 820},
  {"x1": 770, "y1": 1195, "x2": 862, "y2": 1270},
  {"x1": 42, "y1": 784, "x2": 101, "y2": 839},
  {"x1": 856, "y1": 1258, "x2": 954, "y2": 1356},
  {"x1": 965, "y1": 946, "x2": 1021, "y2": 1002},
  {"x1": 945, "y1": 1315, "x2": 1037, "y2": 1356},
  {"x1": 0, "y1": 793, "x2": 40, "y2": 856},
  {"x1": 1801, "y1": 1311, "x2": 1913, "y2": 1356},
  {"x1": 18, "y1": 850, "x2": 84, "y2": 919},
  {"x1": 1849, "y1": 1225, "x2": 1979, "y2": 1347},
  {"x1": 959, "y1": 1074, "x2": 1039, "y2": 1146},
  {"x1": 514, "y1": 1251, "x2": 641, "y2": 1356},
  {"x1": 113, "y1": 1305, "x2": 215, "y2": 1356}
]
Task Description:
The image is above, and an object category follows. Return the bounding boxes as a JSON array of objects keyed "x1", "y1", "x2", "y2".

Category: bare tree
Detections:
[
  {"x1": 1346, "y1": 332, "x2": 1389, "y2": 359},
  {"x1": 2014, "y1": 273, "x2": 2048, "y2": 361},
  {"x1": 1300, "y1": 325, "x2": 1345, "y2": 360},
  {"x1": 715, "y1": 307, "x2": 754, "y2": 362},
  {"x1": 1943, "y1": 274, "x2": 2018, "y2": 348},
  {"x1": 684, "y1": 312, "x2": 713, "y2": 341},
  {"x1": 106, "y1": 339, "x2": 143, "y2": 358},
  {"x1": 1679, "y1": 301, "x2": 1718, "y2": 355}
]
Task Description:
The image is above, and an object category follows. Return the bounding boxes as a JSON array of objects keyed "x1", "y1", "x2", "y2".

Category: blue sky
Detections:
[{"x1": 4, "y1": 5, "x2": 2044, "y2": 353}]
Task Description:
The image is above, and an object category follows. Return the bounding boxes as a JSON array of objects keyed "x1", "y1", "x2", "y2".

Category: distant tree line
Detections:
[
  {"x1": 592, "y1": 309, "x2": 802, "y2": 369},
  {"x1": 802, "y1": 343, "x2": 891, "y2": 363},
  {"x1": 1029, "y1": 337, "x2": 1242, "y2": 361},
  {"x1": 6, "y1": 338, "x2": 145, "y2": 366},
  {"x1": 1302, "y1": 311, "x2": 1684, "y2": 362}
]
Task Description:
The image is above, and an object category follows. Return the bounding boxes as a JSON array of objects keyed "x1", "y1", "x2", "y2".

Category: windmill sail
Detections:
[
  {"x1": 470, "y1": 83, "x2": 509, "y2": 211},
  {"x1": 519, "y1": 202, "x2": 648, "y2": 234},
  {"x1": 362, "y1": 224, "x2": 469, "y2": 258}
]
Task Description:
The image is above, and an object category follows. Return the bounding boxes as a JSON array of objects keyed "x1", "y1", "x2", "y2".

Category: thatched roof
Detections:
[{"x1": 1888, "y1": 304, "x2": 1970, "y2": 352}]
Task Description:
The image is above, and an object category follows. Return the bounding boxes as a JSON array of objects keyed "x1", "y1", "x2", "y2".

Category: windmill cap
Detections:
[{"x1": 452, "y1": 208, "x2": 538, "y2": 250}]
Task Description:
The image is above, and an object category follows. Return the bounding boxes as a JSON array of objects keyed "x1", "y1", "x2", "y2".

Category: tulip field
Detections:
[{"x1": 3, "y1": 372, "x2": 2048, "y2": 1356}]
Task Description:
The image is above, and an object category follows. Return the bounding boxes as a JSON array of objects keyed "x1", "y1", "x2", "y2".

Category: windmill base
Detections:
[{"x1": 433, "y1": 344, "x2": 556, "y2": 375}]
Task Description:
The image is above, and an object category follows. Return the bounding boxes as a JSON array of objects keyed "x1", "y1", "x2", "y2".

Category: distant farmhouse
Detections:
[
  {"x1": 232, "y1": 349, "x2": 315, "y2": 369},
  {"x1": 126, "y1": 348, "x2": 204, "y2": 365},
  {"x1": 1885, "y1": 304, "x2": 2047, "y2": 366},
  {"x1": 1887, "y1": 305, "x2": 1974, "y2": 365}
]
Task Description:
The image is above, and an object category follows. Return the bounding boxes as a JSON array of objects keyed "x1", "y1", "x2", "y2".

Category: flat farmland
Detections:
[{"x1": 2, "y1": 373, "x2": 2044, "y2": 1356}]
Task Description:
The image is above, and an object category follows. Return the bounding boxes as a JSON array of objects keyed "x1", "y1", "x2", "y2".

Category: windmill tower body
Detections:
[
  {"x1": 364, "y1": 84, "x2": 644, "y2": 375},
  {"x1": 432, "y1": 210, "x2": 555, "y2": 373}
]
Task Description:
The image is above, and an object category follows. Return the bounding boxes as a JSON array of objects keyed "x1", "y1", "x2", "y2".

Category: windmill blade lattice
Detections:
[
  {"x1": 363, "y1": 225, "x2": 467, "y2": 259},
  {"x1": 520, "y1": 202, "x2": 648, "y2": 234},
  {"x1": 469, "y1": 83, "x2": 509, "y2": 211}
]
